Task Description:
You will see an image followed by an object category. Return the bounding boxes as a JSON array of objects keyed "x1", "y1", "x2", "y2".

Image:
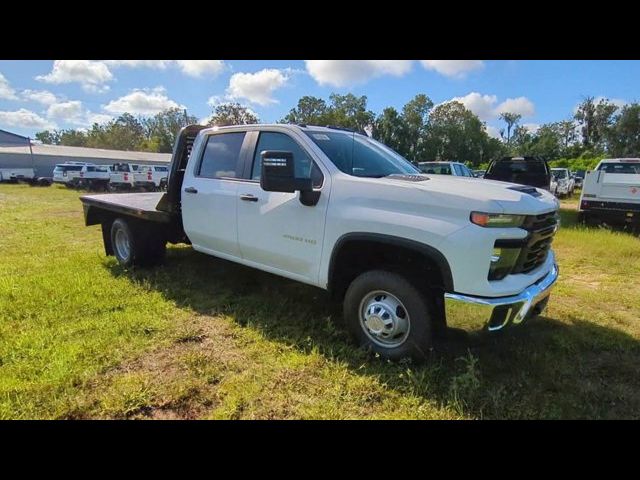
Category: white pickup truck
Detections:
[
  {"x1": 68, "y1": 165, "x2": 112, "y2": 190},
  {"x1": 579, "y1": 158, "x2": 640, "y2": 226},
  {"x1": 80, "y1": 124, "x2": 560, "y2": 360},
  {"x1": 133, "y1": 165, "x2": 169, "y2": 191},
  {"x1": 109, "y1": 163, "x2": 140, "y2": 190}
]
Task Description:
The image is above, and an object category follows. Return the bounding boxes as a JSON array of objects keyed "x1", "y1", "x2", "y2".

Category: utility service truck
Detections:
[
  {"x1": 80, "y1": 124, "x2": 560, "y2": 359},
  {"x1": 579, "y1": 158, "x2": 640, "y2": 227}
]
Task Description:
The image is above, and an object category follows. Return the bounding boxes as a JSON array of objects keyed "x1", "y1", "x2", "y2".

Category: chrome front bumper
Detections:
[{"x1": 444, "y1": 263, "x2": 559, "y2": 331}]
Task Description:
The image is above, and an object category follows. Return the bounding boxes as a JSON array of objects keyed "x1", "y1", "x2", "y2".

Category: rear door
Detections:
[
  {"x1": 236, "y1": 129, "x2": 330, "y2": 284},
  {"x1": 181, "y1": 130, "x2": 251, "y2": 259}
]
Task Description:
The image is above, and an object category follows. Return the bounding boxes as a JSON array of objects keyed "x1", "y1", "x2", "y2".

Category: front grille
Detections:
[{"x1": 512, "y1": 211, "x2": 558, "y2": 274}]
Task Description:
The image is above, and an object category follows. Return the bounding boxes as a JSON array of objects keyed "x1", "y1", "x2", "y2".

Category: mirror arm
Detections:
[{"x1": 299, "y1": 190, "x2": 321, "y2": 207}]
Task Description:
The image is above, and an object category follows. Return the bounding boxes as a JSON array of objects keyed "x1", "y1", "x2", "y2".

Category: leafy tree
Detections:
[
  {"x1": 143, "y1": 108, "x2": 198, "y2": 153},
  {"x1": 282, "y1": 96, "x2": 330, "y2": 125},
  {"x1": 400, "y1": 94, "x2": 433, "y2": 159},
  {"x1": 326, "y1": 93, "x2": 375, "y2": 133},
  {"x1": 58, "y1": 129, "x2": 88, "y2": 147},
  {"x1": 372, "y1": 107, "x2": 406, "y2": 156},
  {"x1": 35, "y1": 130, "x2": 60, "y2": 144},
  {"x1": 208, "y1": 103, "x2": 259, "y2": 126},
  {"x1": 607, "y1": 103, "x2": 640, "y2": 157},
  {"x1": 423, "y1": 101, "x2": 492, "y2": 166},
  {"x1": 499, "y1": 112, "x2": 522, "y2": 143},
  {"x1": 574, "y1": 96, "x2": 618, "y2": 151}
]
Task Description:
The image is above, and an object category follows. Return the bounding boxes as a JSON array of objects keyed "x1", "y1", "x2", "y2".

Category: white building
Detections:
[{"x1": 0, "y1": 129, "x2": 171, "y2": 177}]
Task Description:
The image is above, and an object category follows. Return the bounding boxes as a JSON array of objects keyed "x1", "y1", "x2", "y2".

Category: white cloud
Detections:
[
  {"x1": 86, "y1": 112, "x2": 113, "y2": 125},
  {"x1": 104, "y1": 60, "x2": 172, "y2": 69},
  {"x1": 103, "y1": 87, "x2": 184, "y2": 115},
  {"x1": 485, "y1": 125, "x2": 502, "y2": 139},
  {"x1": 596, "y1": 96, "x2": 627, "y2": 109},
  {"x1": 522, "y1": 123, "x2": 540, "y2": 134},
  {"x1": 105, "y1": 60, "x2": 226, "y2": 78},
  {"x1": 0, "y1": 73, "x2": 18, "y2": 100},
  {"x1": 0, "y1": 108, "x2": 55, "y2": 130},
  {"x1": 42, "y1": 99, "x2": 112, "y2": 127},
  {"x1": 226, "y1": 69, "x2": 288, "y2": 106},
  {"x1": 420, "y1": 60, "x2": 484, "y2": 78},
  {"x1": 175, "y1": 60, "x2": 226, "y2": 78},
  {"x1": 450, "y1": 92, "x2": 498, "y2": 121},
  {"x1": 21, "y1": 89, "x2": 58, "y2": 105},
  {"x1": 36, "y1": 60, "x2": 113, "y2": 93},
  {"x1": 446, "y1": 91, "x2": 536, "y2": 121},
  {"x1": 305, "y1": 60, "x2": 413, "y2": 87},
  {"x1": 496, "y1": 96, "x2": 535, "y2": 117},
  {"x1": 46, "y1": 100, "x2": 85, "y2": 123}
]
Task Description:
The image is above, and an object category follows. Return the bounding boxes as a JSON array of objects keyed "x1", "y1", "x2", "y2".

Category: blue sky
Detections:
[{"x1": 1, "y1": 60, "x2": 639, "y2": 140}]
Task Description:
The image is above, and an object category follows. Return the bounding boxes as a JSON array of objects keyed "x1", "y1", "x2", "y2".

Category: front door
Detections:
[{"x1": 236, "y1": 130, "x2": 329, "y2": 284}]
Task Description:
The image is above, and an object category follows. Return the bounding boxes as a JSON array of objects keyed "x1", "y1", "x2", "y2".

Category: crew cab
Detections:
[
  {"x1": 579, "y1": 158, "x2": 640, "y2": 226},
  {"x1": 109, "y1": 163, "x2": 140, "y2": 190},
  {"x1": 417, "y1": 161, "x2": 475, "y2": 177},
  {"x1": 80, "y1": 124, "x2": 560, "y2": 360},
  {"x1": 133, "y1": 165, "x2": 169, "y2": 191}
]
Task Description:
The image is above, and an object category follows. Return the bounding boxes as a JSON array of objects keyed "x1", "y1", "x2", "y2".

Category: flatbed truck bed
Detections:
[{"x1": 81, "y1": 192, "x2": 173, "y2": 224}]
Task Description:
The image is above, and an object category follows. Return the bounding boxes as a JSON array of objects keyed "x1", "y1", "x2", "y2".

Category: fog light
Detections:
[{"x1": 488, "y1": 247, "x2": 521, "y2": 281}]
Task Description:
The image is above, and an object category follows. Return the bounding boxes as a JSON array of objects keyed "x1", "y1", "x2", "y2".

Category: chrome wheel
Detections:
[
  {"x1": 359, "y1": 290, "x2": 411, "y2": 348},
  {"x1": 114, "y1": 227, "x2": 131, "y2": 261}
]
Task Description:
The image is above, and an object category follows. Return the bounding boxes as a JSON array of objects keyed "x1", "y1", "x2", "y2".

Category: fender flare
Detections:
[{"x1": 327, "y1": 232, "x2": 454, "y2": 292}]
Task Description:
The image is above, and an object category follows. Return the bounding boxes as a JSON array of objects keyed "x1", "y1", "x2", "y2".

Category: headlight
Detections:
[{"x1": 470, "y1": 212, "x2": 526, "y2": 228}]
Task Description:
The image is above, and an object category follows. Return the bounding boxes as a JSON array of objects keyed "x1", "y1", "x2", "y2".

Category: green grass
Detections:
[{"x1": 1, "y1": 184, "x2": 639, "y2": 419}]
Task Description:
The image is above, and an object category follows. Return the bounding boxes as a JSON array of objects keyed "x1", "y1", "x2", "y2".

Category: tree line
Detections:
[{"x1": 35, "y1": 94, "x2": 640, "y2": 167}]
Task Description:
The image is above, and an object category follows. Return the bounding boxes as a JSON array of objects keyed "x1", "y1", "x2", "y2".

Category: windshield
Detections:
[
  {"x1": 551, "y1": 169, "x2": 568, "y2": 179},
  {"x1": 598, "y1": 162, "x2": 640, "y2": 174},
  {"x1": 418, "y1": 163, "x2": 452, "y2": 175},
  {"x1": 305, "y1": 130, "x2": 419, "y2": 178}
]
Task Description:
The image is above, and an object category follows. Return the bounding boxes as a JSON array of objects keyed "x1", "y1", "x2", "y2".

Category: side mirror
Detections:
[{"x1": 260, "y1": 150, "x2": 312, "y2": 193}]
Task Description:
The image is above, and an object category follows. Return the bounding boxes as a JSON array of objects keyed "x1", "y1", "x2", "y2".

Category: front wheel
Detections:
[{"x1": 343, "y1": 270, "x2": 433, "y2": 361}]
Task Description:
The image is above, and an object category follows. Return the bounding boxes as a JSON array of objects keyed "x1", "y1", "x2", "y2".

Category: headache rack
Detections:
[{"x1": 511, "y1": 211, "x2": 558, "y2": 274}]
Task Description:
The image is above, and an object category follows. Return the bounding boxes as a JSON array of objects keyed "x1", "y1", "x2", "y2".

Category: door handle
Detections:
[
  {"x1": 240, "y1": 194, "x2": 259, "y2": 202},
  {"x1": 184, "y1": 187, "x2": 198, "y2": 194}
]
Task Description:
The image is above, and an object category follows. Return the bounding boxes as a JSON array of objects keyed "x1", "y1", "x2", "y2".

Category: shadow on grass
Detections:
[
  {"x1": 560, "y1": 203, "x2": 640, "y2": 236},
  {"x1": 108, "y1": 246, "x2": 640, "y2": 419}
]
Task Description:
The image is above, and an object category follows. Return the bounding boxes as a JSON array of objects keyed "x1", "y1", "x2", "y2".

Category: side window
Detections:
[
  {"x1": 463, "y1": 166, "x2": 473, "y2": 177},
  {"x1": 198, "y1": 132, "x2": 246, "y2": 178},
  {"x1": 252, "y1": 132, "x2": 324, "y2": 187},
  {"x1": 452, "y1": 164, "x2": 463, "y2": 176}
]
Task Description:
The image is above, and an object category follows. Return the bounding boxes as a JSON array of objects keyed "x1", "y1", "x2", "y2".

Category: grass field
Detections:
[{"x1": 1, "y1": 184, "x2": 639, "y2": 419}]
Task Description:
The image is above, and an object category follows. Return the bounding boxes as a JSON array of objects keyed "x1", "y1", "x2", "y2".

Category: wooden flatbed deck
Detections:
[{"x1": 81, "y1": 192, "x2": 174, "y2": 223}]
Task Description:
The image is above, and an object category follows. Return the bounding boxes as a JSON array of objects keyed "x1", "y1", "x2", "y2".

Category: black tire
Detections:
[
  {"x1": 110, "y1": 218, "x2": 166, "y2": 267},
  {"x1": 343, "y1": 270, "x2": 433, "y2": 361}
]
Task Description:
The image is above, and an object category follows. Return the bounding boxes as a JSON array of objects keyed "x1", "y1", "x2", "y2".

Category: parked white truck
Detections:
[
  {"x1": 68, "y1": 165, "x2": 112, "y2": 190},
  {"x1": 579, "y1": 158, "x2": 640, "y2": 227},
  {"x1": 80, "y1": 124, "x2": 560, "y2": 360},
  {"x1": 133, "y1": 165, "x2": 169, "y2": 191},
  {"x1": 109, "y1": 163, "x2": 140, "y2": 190}
]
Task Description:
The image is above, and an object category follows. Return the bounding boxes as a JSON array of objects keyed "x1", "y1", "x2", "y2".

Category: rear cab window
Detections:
[
  {"x1": 598, "y1": 162, "x2": 640, "y2": 174},
  {"x1": 197, "y1": 132, "x2": 246, "y2": 178},
  {"x1": 419, "y1": 163, "x2": 452, "y2": 175}
]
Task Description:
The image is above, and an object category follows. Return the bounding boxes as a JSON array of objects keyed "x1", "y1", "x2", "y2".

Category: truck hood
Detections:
[{"x1": 378, "y1": 174, "x2": 559, "y2": 215}]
